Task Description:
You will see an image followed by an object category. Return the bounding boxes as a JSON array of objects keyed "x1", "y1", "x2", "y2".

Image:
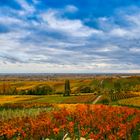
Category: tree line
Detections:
[{"x1": 0, "y1": 80, "x2": 71, "y2": 96}]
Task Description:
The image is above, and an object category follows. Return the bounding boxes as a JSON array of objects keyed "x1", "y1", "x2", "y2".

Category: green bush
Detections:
[
  {"x1": 79, "y1": 86, "x2": 93, "y2": 93},
  {"x1": 55, "y1": 91, "x2": 64, "y2": 95},
  {"x1": 98, "y1": 96, "x2": 110, "y2": 105}
]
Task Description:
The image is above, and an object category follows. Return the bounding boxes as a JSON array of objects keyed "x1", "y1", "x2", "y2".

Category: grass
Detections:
[
  {"x1": 27, "y1": 95, "x2": 67, "y2": 103},
  {"x1": 0, "y1": 95, "x2": 64, "y2": 104},
  {"x1": 0, "y1": 107, "x2": 52, "y2": 121}
]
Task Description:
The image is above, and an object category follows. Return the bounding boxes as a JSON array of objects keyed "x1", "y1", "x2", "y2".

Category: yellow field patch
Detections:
[
  {"x1": 129, "y1": 91, "x2": 140, "y2": 95},
  {"x1": 54, "y1": 104, "x2": 78, "y2": 111},
  {"x1": 0, "y1": 95, "x2": 38, "y2": 104},
  {"x1": 118, "y1": 97, "x2": 140, "y2": 107}
]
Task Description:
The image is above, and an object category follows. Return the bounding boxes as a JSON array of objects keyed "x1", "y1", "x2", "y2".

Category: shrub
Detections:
[
  {"x1": 79, "y1": 86, "x2": 93, "y2": 93},
  {"x1": 25, "y1": 85, "x2": 54, "y2": 95},
  {"x1": 98, "y1": 95, "x2": 110, "y2": 105}
]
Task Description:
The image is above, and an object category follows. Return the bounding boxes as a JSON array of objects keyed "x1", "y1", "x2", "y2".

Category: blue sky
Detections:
[{"x1": 0, "y1": 0, "x2": 140, "y2": 73}]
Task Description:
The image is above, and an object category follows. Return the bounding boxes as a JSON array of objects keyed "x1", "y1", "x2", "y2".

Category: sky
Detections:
[{"x1": 0, "y1": 0, "x2": 140, "y2": 73}]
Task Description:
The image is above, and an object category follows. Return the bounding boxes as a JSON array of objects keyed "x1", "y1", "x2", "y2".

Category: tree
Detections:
[{"x1": 64, "y1": 80, "x2": 71, "y2": 96}]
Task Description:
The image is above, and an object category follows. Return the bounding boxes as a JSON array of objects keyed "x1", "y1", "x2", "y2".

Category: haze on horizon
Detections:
[{"x1": 0, "y1": 0, "x2": 140, "y2": 73}]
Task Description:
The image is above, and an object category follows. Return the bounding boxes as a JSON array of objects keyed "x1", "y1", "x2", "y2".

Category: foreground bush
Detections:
[
  {"x1": 97, "y1": 95, "x2": 111, "y2": 105},
  {"x1": 0, "y1": 104, "x2": 140, "y2": 140}
]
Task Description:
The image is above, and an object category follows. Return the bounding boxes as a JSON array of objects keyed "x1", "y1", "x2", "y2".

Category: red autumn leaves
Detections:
[{"x1": 0, "y1": 104, "x2": 140, "y2": 139}]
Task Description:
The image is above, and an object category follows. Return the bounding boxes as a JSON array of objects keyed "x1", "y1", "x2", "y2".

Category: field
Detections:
[
  {"x1": 0, "y1": 94, "x2": 97, "y2": 104},
  {"x1": 0, "y1": 75, "x2": 140, "y2": 139}
]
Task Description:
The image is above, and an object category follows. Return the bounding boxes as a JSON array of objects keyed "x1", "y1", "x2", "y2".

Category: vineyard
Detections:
[
  {"x1": 118, "y1": 97, "x2": 140, "y2": 107},
  {"x1": 110, "y1": 93, "x2": 139, "y2": 101},
  {"x1": 0, "y1": 104, "x2": 140, "y2": 140},
  {"x1": 0, "y1": 76, "x2": 140, "y2": 140},
  {"x1": 61, "y1": 94, "x2": 97, "y2": 104}
]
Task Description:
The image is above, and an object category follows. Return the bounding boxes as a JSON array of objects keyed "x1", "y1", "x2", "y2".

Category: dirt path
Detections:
[{"x1": 92, "y1": 95, "x2": 102, "y2": 104}]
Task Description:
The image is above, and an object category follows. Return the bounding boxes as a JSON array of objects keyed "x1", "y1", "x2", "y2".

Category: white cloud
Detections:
[
  {"x1": 110, "y1": 28, "x2": 128, "y2": 37},
  {"x1": 0, "y1": 16, "x2": 22, "y2": 25},
  {"x1": 129, "y1": 47, "x2": 140, "y2": 53},
  {"x1": 106, "y1": 12, "x2": 140, "y2": 39},
  {"x1": 95, "y1": 44, "x2": 120, "y2": 52},
  {"x1": 126, "y1": 14, "x2": 140, "y2": 26},
  {"x1": 41, "y1": 9, "x2": 103, "y2": 37}
]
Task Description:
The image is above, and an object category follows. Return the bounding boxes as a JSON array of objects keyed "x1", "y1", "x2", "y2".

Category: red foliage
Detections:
[{"x1": 0, "y1": 104, "x2": 140, "y2": 139}]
